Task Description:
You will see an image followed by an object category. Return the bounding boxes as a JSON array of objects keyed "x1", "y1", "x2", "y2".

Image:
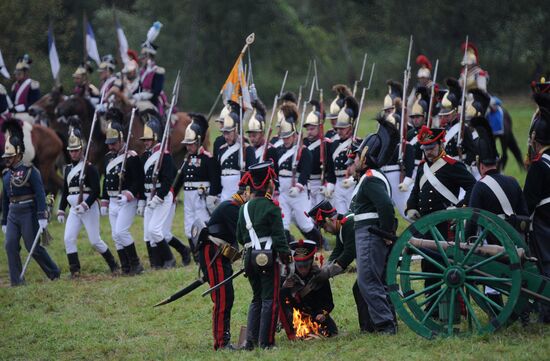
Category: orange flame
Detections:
[{"x1": 292, "y1": 308, "x2": 325, "y2": 339}]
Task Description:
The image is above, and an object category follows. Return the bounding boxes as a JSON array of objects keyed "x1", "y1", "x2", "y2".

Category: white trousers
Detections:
[
  {"x1": 220, "y1": 174, "x2": 240, "y2": 201},
  {"x1": 163, "y1": 202, "x2": 177, "y2": 240},
  {"x1": 64, "y1": 194, "x2": 108, "y2": 254},
  {"x1": 279, "y1": 178, "x2": 314, "y2": 233},
  {"x1": 384, "y1": 171, "x2": 411, "y2": 222},
  {"x1": 309, "y1": 179, "x2": 325, "y2": 208},
  {"x1": 333, "y1": 177, "x2": 354, "y2": 214},
  {"x1": 144, "y1": 192, "x2": 174, "y2": 245},
  {"x1": 183, "y1": 190, "x2": 210, "y2": 239},
  {"x1": 108, "y1": 197, "x2": 137, "y2": 250}
]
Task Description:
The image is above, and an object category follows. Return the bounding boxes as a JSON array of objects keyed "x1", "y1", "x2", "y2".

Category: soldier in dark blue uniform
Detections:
[
  {"x1": 246, "y1": 99, "x2": 277, "y2": 166},
  {"x1": 101, "y1": 122, "x2": 145, "y2": 275},
  {"x1": 325, "y1": 85, "x2": 351, "y2": 142},
  {"x1": 302, "y1": 100, "x2": 328, "y2": 206},
  {"x1": 524, "y1": 91, "x2": 550, "y2": 323},
  {"x1": 1, "y1": 132, "x2": 60, "y2": 286},
  {"x1": 269, "y1": 92, "x2": 298, "y2": 148}
]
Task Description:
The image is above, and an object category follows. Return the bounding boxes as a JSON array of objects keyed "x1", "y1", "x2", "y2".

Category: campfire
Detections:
[{"x1": 292, "y1": 308, "x2": 327, "y2": 339}]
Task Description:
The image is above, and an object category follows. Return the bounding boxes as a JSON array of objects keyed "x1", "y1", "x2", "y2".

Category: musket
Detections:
[
  {"x1": 457, "y1": 35, "x2": 469, "y2": 160},
  {"x1": 239, "y1": 95, "x2": 245, "y2": 172},
  {"x1": 297, "y1": 60, "x2": 312, "y2": 113},
  {"x1": 149, "y1": 71, "x2": 181, "y2": 201},
  {"x1": 202, "y1": 268, "x2": 245, "y2": 297},
  {"x1": 319, "y1": 88, "x2": 326, "y2": 184},
  {"x1": 291, "y1": 100, "x2": 308, "y2": 186},
  {"x1": 398, "y1": 35, "x2": 414, "y2": 182},
  {"x1": 118, "y1": 107, "x2": 137, "y2": 193},
  {"x1": 352, "y1": 63, "x2": 375, "y2": 141},
  {"x1": 426, "y1": 59, "x2": 439, "y2": 128},
  {"x1": 78, "y1": 87, "x2": 107, "y2": 203},
  {"x1": 261, "y1": 94, "x2": 279, "y2": 161},
  {"x1": 279, "y1": 70, "x2": 289, "y2": 97},
  {"x1": 352, "y1": 52, "x2": 368, "y2": 97},
  {"x1": 154, "y1": 277, "x2": 207, "y2": 307}
]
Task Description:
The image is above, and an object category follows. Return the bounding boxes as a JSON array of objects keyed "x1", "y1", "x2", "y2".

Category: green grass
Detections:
[{"x1": 1, "y1": 96, "x2": 548, "y2": 360}]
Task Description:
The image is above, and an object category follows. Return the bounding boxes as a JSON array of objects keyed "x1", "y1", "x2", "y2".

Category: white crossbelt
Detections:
[
  {"x1": 278, "y1": 146, "x2": 295, "y2": 167},
  {"x1": 220, "y1": 142, "x2": 240, "y2": 165},
  {"x1": 243, "y1": 202, "x2": 272, "y2": 250},
  {"x1": 332, "y1": 138, "x2": 352, "y2": 161},
  {"x1": 354, "y1": 212, "x2": 379, "y2": 221},
  {"x1": 443, "y1": 123, "x2": 460, "y2": 147},
  {"x1": 480, "y1": 175, "x2": 514, "y2": 216},
  {"x1": 422, "y1": 161, "x2": 459, "y2": 205}
]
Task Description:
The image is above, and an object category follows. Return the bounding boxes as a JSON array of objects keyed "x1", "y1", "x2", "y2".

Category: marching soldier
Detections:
[
  {"x1": 72, "y1": 62, "x2": 100, "y2": 106},
  {"x1": 217, "y1": 101, "x2": 254, "y2": 202},
  {"x1": 236, "y1": 161, "x2": 292, "y2": 350},
  {"x1": 57, "y1": 127, "x2": 119, "y2": 277},
  {"x1": 246, "y1": 99, "x2": 277, "y2": 165},
  {"x1": 303, "y1": 100, "x2": 328, "y2": 206},
  {"x1": 405, "y1": 86, "x2": 430, "y2": 171},
  {"x1": 350, "y1": 118, "x2": 399, "y2": 334},
  {"x1": 11, "y1": 55, "x2": 40, "y2": 121},
  {"x1": 270, "y1": 92, "x2": 298, "y2": 148},
  {"x1": 194, "y1": 187, "x2": 250, "y2": 350},
  {"x1": 175, "y1": 114, "x2": 221, "y2": 248},
  {"x1": 524, "y1": 92, "x2": 550, "y2": 323},
  {"x1": 325, "y1": 85, "x2": 351, "y2": 141},
  {"x1": 275, "y1": 103, "x2": 322, "y2": 245},
  {"x1": 325, "y1": 93, "x2": 359, "y2": 214},
  {"x1": 1, "y1": 131, "x2": 60, "y2": 286},
  {"x1": 382, "y1": 80, "x2": 403, "y2": 116},
  {"x1": 138, "y1": 118, "x2": 177, "y2": 269},
  {"x1": 136, "y1": 35, "x2": 167, "y2": 115},
  {"x1": 101, "y1": 122, "x2": 145, "y2": 275},
  {"x1": 213, "y1": 104, "x2": 230, "y2": 158},
  {"x1": 459, "y1": 42, "x2": 488, "y2": 93}
]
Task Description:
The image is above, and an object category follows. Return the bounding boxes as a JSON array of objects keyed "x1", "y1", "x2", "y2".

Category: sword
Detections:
[
  {"x1": 20, "y1": 225, "x2": 45, "y2": 281},
  {"x1": 201, "y1": 268, "x2": 245, "y2": 297},
  {"x1": 154, "y1": 277, "x2": 207, "y2": 307}
]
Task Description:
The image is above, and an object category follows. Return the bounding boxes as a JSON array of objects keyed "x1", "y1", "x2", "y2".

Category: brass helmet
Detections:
[
  {"x1": 105, "y1": 122, "x2": 124, "y2": 144},
  {"x1": 464, "y1": 89, "x2": 490, "y2": 120},
  {"x1": 182, "y1": 113, "x2": 209, "y2": 144},
  {"x1": 220, "y1": 101, "x2": 241, "y2": 132},
  {"x1": 2, "y1": 134, "x2": 24, "y2": 158},
  {"x1": 335, "y1": 96, "x2": 359, "y2": 129},
  {"x1": 439, "y1": 78, "x2": 462, "y2": 116},
  {"x1": 98, "y1": 54, "x2": 116, "y2": 72},
  {"x1": 461, "y1": 42, "x2": 479, "y2": 66},
  {"x1": 383, "y1": 80, "x2": 403, "y2": 111},
  {"x1": 73, "y1": 62, "x2": 93, "y2": 79},
  {"x1": 122, "y1": 59, "x2": 138, "y2": 74},
  {"x1": 327, "y1": 84, "x2": 352, "y2": 119},
  {"x1": 140, "y1": 117, "x2": 162, "y2": 141},
  {"x1": 216, "y1": 103, "x2": 231, "y2": 124},
  {"x1": 15, "y1": 54, "x2": 32, "y2": 71},
  {"x1": 247, "y1": 99, "x2": 267, "y2": 133},
  {"x1": 67, "y1": 127, "x2": 84, "y2": 151},
  {"x1": 279, "y1": 103, "x2": 299, "y2": 138},
  {"x1": 416, "y1": 55, "x2": 432, "y2": 79},
  {"x1": 410, "y1": 86, "x2": 430, "y2": 117},
  {"x1": 303, "y1": 99, "x2": 324, "y2": 127}
]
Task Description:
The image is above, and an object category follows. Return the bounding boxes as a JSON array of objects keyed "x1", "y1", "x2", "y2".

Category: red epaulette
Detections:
[
  {"x1": 442, "y1": 155, "x2": 457, "y2": 165},
  {"x1": 478, "y1": 69, "x2": 488, "y2": 77}
]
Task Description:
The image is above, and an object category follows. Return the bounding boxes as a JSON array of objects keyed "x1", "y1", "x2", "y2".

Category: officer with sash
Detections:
[
  {"x1": 237, "y1": 161, "x2": 291, "y2": 350},
  {"x1": 138, "y1": 118, "x2": 177, "y2": 269},
  {"x1": 101, "y1": 122, "x2": 145, "y2": 275},
  {"x1": 524, "y1": 91, "x2": 550, "y2": 323},
  {"x1": 57, "y1": 128, "x2": 119, "y2": 277},
  {"x1": 1, "y1": 133, "x2": 60, "y2": 286},
  {"x1": 10, "y1": 55, "x2": 40, "y2": 121}
]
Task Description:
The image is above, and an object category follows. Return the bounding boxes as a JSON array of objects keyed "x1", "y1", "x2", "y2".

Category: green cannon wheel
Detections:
[{"x1": 386, "y1": 208, "x2": 524, "y2": 338}]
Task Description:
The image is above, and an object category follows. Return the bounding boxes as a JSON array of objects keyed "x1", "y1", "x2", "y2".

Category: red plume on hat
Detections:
[
  {"x1": 461, "y1": 42, "x2": 479, "y2": 62},
  {"x1": 127, "y1": 49, "x2": 139, "y2": 63},
  {"x1": 416, "y1": 55, "x2": 432, "y2": 71}
]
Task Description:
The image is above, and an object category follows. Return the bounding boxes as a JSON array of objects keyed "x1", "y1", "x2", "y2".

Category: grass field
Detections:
[{"x1": 1, "y1": 95, "x2": 549, "y2": 361}]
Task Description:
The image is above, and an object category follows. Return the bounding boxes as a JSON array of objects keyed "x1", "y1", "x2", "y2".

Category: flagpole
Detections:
[
  {"x1": 112, "y1": 5, "x2": 122, "y2": 67},
  {"x1": 83, "y1": 12, "x2": 87, "y2": 63}
]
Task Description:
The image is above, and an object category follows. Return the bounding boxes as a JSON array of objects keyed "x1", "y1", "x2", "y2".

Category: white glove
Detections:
[
  {"x1": 100, "y1": 200, "x2": 109, "y2": 216},
  {"x1": 14, "y1": 104, "x2": 26, "y2": 112},
  {"x1": 136, "y1": 200, "x2": 146, "y2": 216},
  {"x1": 38, "y1": 219, "x2": 48, "y2": 229},
  {"x1": 406, "y1": 209, "x2": 421, "y2": 221},
  {"x1": 2, "y1": 225, "x2": 6, "y2": 234},
  {"x1": 398, "y1": 177, "x2": 414, "y2": 192},
  {"x1": 74, "y1": 202, "x2": 90, "y2": 214},
  {"x1": 206, "y1": 195, "x2": 219, "y2": 213},
  {"x1": 341, "y1": 176, "x2": 357, "y2": 189},
  {"x1": 288, "y1": 183, "x2": 304, "y2": 198},
  {"x1": 147, "y1": 195, "x2": 163, "y2": 209},
  {"x1": 322, "y1": 183, "x2": 335, "y2": 198},
  {"x1": 95, "y1": 103, "x2": 107, "y2": 113},
  {"x1": 57, "y1": 210, "x2": 65, "y2": 224}
]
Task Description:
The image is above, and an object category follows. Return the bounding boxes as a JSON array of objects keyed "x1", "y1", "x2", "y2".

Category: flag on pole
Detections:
[
  {"x1": 115, "y1": 15, "x2": 129, "y2": 64},
  {"x1": 222, "y1": 53, "x2": 251, "y2": 110},
  {"x1": 85, "y1": 19, "x2": 101, "y2": 66},
  {"x1": 48, "y1": 24, "x2": 60, "y2": 80},
  {"x1": 0, "y1": 49, "x2": 9, "y2": 79}
]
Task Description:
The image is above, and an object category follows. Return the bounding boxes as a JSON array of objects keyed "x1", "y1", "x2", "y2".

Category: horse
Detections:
[{"x1": 491, "y1": 106, "x2": 525, "y2": 171}]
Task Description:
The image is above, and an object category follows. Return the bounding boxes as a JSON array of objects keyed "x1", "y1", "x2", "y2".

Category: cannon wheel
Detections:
[{"x1": 386, "y1": 208, "x2": 523, "y2": 338}]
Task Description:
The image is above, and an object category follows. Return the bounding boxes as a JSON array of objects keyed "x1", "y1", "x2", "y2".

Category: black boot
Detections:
[
  {"x1": 259, "y1": 300, "x2": 276, "y2": 349},
  {"x1": 302, "y1": 228, "x2": 323, "y2": 248},
  {"x1": 146, "y1": 242, "x2": 162, "y2": 270},
  {"x1": 101, "y1": 249, "x2": 120, "y2": 274},
  {"x1": 245, "y1": 301, "x2": 261, "y2": 350},
  {"x1": 157, "y1": 240, "x2": 176, "y2": 269},
  {"x1": 124, "y1": 243, "x2": 144, "y2": 275},
  {"x1": 67, "y1": 252, "x2": 81, "y2": 278},
  {"x1": 168, "y1": 237, "x2": 191, "y2": 266},
  {"x1": 117, "y1": 249, "x2": 131, "y2": 275}
]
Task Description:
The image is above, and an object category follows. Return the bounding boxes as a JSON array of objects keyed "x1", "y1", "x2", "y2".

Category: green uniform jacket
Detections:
[
  {"x1": 328, "y1": 214, "x2": 356, "y2": 269},
  {"x1": 237, "y1": 197, "x2": 289, "y2": 255},
  {"x1": 351, "y1": 169, "x2": 395, "y2": 232}
]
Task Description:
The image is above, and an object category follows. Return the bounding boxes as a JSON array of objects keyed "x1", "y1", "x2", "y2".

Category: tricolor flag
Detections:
[
  {"x1": 115, "y1": 16, "x2": 129, "y2": 64},
  {"x1": 85, "y1": 19, "x2": 101, "y2": 66},
  {"x1": 48, "y1": 24, "x2": 60, "y2": 80},
  {"x1": 222, "y1": 53, "x2": 252, "y2": 110},
  {"x1": 0, "y1": 49, "x2": 9, "y2": 79}
]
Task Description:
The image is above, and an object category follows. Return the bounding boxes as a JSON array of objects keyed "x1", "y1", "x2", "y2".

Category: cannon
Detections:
[{"x1": 383, "y1": 207, "x2": 550, "y2": 338}]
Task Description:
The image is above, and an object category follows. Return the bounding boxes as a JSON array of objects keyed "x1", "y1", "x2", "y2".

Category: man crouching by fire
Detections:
[{"x1": 280, "y1": 239, "x2": 338, "y2": 338}]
